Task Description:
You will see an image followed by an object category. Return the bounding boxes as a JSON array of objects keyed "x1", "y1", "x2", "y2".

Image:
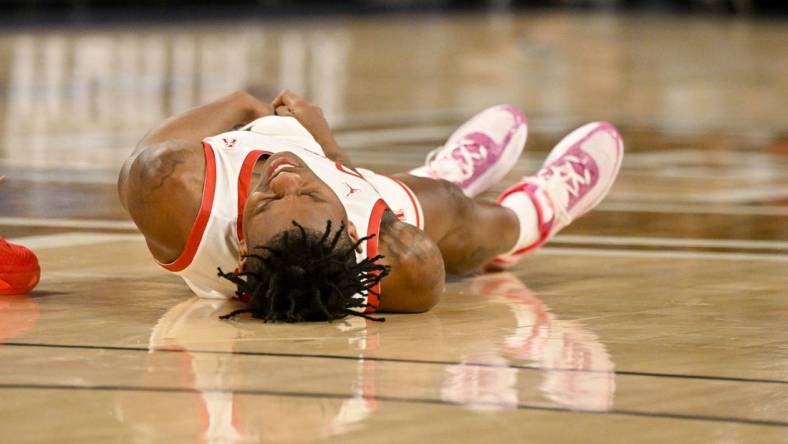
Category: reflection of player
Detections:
[
  {"x1": 441, "y1": 351, "x2": 520, "y2": 412},
  {"x1": 119, "y1": 90, "x2": 623, "y2": 322},
  {"x1": 113, "y1": 297, "x2": 380, "y2": 443},
  {"x1": 0, "y1": 294, "x2": 39, "y2": 343},
  {"x1": 442, "y1": 273, "x2": 615, "y2": 412}
]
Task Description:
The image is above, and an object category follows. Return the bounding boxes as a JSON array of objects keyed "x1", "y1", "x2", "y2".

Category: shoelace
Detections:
[
  {"x1": 535, "y1": 155, "x2": 592, "y2": 226},
  {"x1": 424, "y1": 139, "x2": 488, "y2": 182}
]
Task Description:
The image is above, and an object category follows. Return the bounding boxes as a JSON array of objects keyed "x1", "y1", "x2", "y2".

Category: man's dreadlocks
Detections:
[{"x1": 217, "y1": 219, "x2": 390, "y2": 323}]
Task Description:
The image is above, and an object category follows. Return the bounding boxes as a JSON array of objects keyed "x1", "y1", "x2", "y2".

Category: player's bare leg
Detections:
[
  {"x1": 393, "y1": 104, "x2": 528, "y2": 274},
  {"x1": 394, "y1": 175, "x2": 520, "y2": 274}
]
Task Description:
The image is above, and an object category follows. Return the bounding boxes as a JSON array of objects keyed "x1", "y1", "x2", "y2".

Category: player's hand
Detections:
[
  {"x1": 271, "y1": 90, "x2": 355, "y2": 168},
  {"x1": 271, "y1": 90, "x2": 334, "y2": 146}
]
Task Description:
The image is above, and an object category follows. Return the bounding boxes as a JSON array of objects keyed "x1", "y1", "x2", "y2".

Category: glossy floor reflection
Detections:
[
  {"x1": 1, "y1": 269, "x2": 618, "y2": 433},
  {"x1": 1, "y1": 9, "x2": 787, "y2": 444},
  {"x1": 0, "y1": 237, "x2": 786, "y2": 443}
]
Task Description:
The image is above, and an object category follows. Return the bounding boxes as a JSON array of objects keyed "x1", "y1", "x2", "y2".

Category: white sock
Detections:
[
  {"x1": 407, "y1": 166, "x2": 432, "y2": 178},
  {"x1": 499, "y1": 191, "x2": 541, "y2": 255}
]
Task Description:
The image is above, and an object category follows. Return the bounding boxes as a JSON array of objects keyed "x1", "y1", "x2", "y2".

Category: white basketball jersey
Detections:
[{"x1": 156, "y1": 116, "x2": 423, "y2": 313}]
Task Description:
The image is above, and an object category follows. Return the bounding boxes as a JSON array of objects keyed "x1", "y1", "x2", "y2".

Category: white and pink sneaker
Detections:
[
  {"x1": 409, "y1": 105, "x2": 527, "y2": 197},
  {"x1": 491, "y1": 122, "x2": 624, "y2": 268}
]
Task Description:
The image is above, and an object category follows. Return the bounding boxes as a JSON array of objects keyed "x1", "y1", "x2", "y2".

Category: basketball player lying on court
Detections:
[{"x1": 118, "y1": 90, "x2": 623, "y2": 322}]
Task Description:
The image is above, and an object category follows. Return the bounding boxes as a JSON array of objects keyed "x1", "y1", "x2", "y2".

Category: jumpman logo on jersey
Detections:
[
  {"x1": 343, "y1": 182, "x2": 360, "y2": 197},
  {"x1": 223, "y1": 138, "x2": 237, "y2": 148}
]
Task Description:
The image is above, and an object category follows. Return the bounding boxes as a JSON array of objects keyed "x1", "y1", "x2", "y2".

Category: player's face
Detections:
[{"x1": 242, "y1": 152, "x2": 347, "y2": 256}]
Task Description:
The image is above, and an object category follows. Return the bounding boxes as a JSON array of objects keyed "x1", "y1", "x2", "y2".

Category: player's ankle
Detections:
[{"x1": 497, "y1": 183, "x2": 555, "y2": 255}]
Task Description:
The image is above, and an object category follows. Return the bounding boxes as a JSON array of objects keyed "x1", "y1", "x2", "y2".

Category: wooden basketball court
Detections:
[{"x1": 0, "y1": 11, "x2": 786, "y2": 443}]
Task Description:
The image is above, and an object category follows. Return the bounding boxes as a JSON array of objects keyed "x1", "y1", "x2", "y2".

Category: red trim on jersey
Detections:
[
  {"x1": 384, "y1": 175, "x2": 421, "y2": 229},
  {"x1": 159, "y1": 142, "x2": 218, "y2": 272},
  {"x1": 335, "y1": 162, "x2": 364, "y2": 179},
  {"x1": 236, "y1": 150, "x2": 268, "y2": 241},
  {"x1": 362, "y1": 360, "x2": 379, "y2": 410},
  {"x1": 364, "y1": 199, "x2": 388, "y2": 313}
]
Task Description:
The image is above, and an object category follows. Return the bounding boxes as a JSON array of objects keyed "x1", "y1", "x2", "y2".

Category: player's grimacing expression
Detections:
[{"x1": 241, "y1": 152, "x2": 347, "y2": 260}]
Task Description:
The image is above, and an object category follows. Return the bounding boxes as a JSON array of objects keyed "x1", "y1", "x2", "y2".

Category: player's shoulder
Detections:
[
  {"x1": 379, "y1": 212, "x2": 439, "y2": 265},
  {"x1": 118, "y1": 139, "x2": 205, "y2": 209},
  {"x1": 377, "y1": 211, "x2": 445, "y2": 312},
  {"x1": 118, "y1": 138, "x2": 206, "y2": 264}
]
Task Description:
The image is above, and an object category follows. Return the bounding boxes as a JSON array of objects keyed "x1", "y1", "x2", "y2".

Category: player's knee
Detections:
[{"x1": 435, "y1": 178, "x2": 474, "y2": 219}]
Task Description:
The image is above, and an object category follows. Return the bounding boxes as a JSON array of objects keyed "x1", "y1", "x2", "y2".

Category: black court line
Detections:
[
  {"x1": 3, "y1": 341, "x2": 787, "y2": 385},
  {"x1": 0, "y1": 382, "x2": 785, "y2": 428}
]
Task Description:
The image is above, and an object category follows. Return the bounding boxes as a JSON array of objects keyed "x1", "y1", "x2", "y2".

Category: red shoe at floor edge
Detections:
[{"x1": 0, "y1": 236, "x2": 40, "y2": 295}]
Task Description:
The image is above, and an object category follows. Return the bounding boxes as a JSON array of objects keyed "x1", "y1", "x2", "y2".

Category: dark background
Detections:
[{"x1": 1, "y1": 0, "x2": 786, "y2": 26}]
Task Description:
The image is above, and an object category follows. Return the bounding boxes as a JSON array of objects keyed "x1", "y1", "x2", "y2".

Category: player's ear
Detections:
[{"x1": 347, "y1": 221, "x2": 362, "y2": 253}]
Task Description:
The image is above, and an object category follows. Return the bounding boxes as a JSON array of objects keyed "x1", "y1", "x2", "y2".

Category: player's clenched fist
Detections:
[{"x1": 272, "y1": 90, "x2": 333, "y2": 145}]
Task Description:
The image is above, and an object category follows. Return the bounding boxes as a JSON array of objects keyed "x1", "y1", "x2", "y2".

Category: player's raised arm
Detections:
[
  {"x1": 117, "y1": 91, "x2": 272, "y2": 262},
  {"x1": 119, "y1": 91, "x2": 272, "y2": 207},
  {"x1": 141, "y1": 90, "x2": 273, "y2": 147},
  {"x1": 271, "y1": 90, "x2": 356, "y2": 169}
]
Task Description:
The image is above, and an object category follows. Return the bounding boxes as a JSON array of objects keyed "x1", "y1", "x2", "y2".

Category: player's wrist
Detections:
[{"x1": 236, "y1": 91, "x2": 272, "y2": 120}]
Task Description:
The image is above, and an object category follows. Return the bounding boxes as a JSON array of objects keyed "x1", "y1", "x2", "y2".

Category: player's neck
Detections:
[{"x1": 248, "y1": 155, "x2": 272, "y2": 194}]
